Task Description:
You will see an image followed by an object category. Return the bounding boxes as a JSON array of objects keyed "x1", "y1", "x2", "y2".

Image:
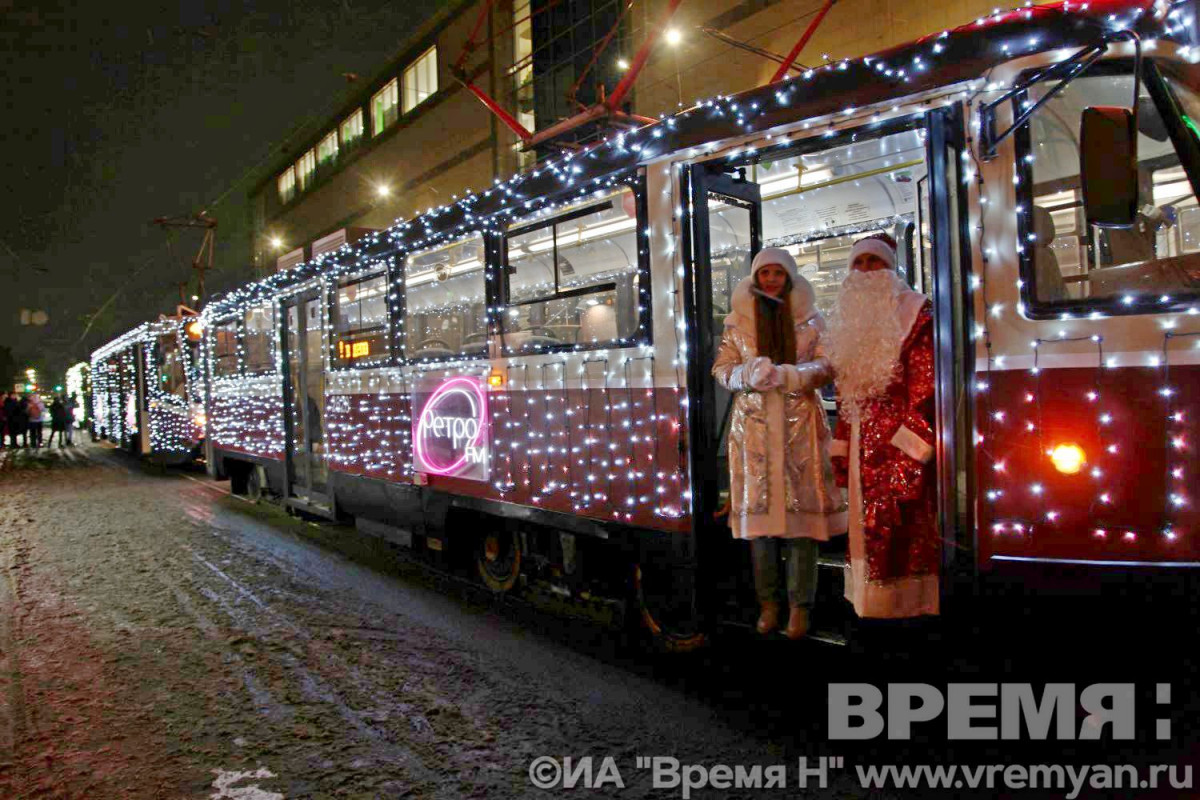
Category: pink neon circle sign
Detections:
[{"x1": 414, "y1": 376, "x2": 489, "y2": 477}]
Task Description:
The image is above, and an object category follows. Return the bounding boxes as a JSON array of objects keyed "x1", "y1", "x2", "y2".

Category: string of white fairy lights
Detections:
[{"x1": 113, "y1": 0, "x2": 1189, "y2": 527}]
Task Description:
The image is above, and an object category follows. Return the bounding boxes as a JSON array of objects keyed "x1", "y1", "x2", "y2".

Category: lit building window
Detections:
[
  {"x1": 340, "y1": 108, "x2": 364, "y2": 147},
  {"x1": 512, "y1": 1, "x2": 535, "y2": 169},
  {"x1": 317, "y1": 130, "x2": 338, "y2": 166},
  {"x1": 296, "y1": 149, "x2": 316, "y2": 192},
  {"x1": 403, "y1": 46, "x2": 438, "y2": 114},
  {"x1": 372, "y1": 78, "x2": 399, "y2": 135},
  {"x1": 277, "y1": 166, "x2": 296, "y2": 204}
]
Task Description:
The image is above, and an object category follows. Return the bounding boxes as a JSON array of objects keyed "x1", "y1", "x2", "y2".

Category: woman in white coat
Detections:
[{"x1": 712, "y1": 248, "x2": 847, "y2": 638}]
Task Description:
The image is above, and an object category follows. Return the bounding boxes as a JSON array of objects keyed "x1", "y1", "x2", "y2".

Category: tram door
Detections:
[
  {"x1": 282, "y1": 292, "x2": 329, "y2": 506},
  {"x1": 686, "y1": 163, "x2": 763, "y2": 612}
]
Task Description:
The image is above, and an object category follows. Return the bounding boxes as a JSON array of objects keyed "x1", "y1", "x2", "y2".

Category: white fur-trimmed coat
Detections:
[{"x1": 711, "y1": 277, "x2": 848, "y2": 540}]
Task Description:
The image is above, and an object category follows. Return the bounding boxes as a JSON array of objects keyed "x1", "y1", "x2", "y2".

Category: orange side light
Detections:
[
  {"x1": 488, "y1": 372, "x2": 505, "y2": 388},
  {"x1": 1050, "y1": 443, "x2": 1086, "y2": 475}
]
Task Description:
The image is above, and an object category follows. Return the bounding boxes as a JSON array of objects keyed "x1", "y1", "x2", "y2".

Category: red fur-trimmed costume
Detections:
[{"x1": 831, "y1": 295, "x2": 939, "y2": 618}]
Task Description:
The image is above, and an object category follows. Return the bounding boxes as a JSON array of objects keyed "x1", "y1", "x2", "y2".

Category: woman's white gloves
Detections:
[
  {"x1": 776, "y1": 362, "x2": 828, "y2": 392},
  {"x1": 748, "y1": 357, "x2": 781, "y2": 391},
  {"x1": 728, "y1": 357, "x2": 827, "y2": 393}
]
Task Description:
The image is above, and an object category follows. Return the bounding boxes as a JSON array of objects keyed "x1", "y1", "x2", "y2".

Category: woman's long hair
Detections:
[{"x1": 754, "y1": 274, "x2": 796, "y2": 364}]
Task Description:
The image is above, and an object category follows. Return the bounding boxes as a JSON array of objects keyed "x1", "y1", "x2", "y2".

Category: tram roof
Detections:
[
  {"x1": 92, "y1": 316, "x2": 189, "y2": 363},
  {"x1": 204, "y1": 0, "x2": 1182, "y2": 320}
]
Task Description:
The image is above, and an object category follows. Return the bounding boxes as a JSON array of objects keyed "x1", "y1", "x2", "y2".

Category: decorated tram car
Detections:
[
  {"x1": 90, "y1": 313, "x2": 206, "y2": 462},
  {"x1": 165, "y1": 0, "x2": 1198, "y2": 644}
]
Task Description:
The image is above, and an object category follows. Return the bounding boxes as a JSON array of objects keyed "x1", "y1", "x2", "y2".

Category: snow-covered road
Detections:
[{"x1": 0, "y1": 443, "x2": 863, "y2": 798}]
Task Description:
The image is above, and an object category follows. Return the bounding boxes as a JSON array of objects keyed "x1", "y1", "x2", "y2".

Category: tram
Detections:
[
  {"x1": 94, "y1": 0, "x2": 1199, "y2": 646},
  {"x1": 90, "y1": 311, "x2": 207, "y2": 463}
]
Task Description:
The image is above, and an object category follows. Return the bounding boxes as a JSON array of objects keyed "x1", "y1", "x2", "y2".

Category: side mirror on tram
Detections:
[{"x1": 1080, "y1": 106, "x2": 1139, "y2": 228}]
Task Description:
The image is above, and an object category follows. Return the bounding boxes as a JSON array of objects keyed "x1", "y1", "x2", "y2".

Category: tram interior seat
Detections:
[
  {"x1": 413, "y1": 338, "x2": 456, "y2": 359},
  {"x1": 460, "y1": 331, "x2": 489, "y2": 357},
  {"x1": 578, "y1": 303, "x2": 617, "y2": 343},
  {"x1": 1032, "y1": 206, "x2": 1068, "y2": 302},
  {"x1": 504, "y1": 328, "x2": 561, "y2": 352}
]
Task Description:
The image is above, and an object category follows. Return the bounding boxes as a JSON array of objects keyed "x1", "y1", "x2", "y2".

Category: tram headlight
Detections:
[{"x1": 1050, "y1": 443, "x2": 1086, "y2": 475}]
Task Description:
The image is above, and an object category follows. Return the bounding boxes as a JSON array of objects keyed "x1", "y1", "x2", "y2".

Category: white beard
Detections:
[{"x1": 824, "y1": 269, "x2": 908, "y2": 417}]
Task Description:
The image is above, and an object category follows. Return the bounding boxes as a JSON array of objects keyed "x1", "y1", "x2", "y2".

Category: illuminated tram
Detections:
[
  {"x1": 98, "y1": 0, "x2": 1200, "y2": 645},
  {"x1": 90, "y1": 312, "x2": 207, "y2": 463}
]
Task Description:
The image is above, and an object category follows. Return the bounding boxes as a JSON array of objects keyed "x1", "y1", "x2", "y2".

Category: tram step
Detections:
[
  {"x1": 716, "y1": 618, "x2": 847, "y2": 646},
  {"x1": 283, "y1": 496, "x2": 338, "y2": 521}
]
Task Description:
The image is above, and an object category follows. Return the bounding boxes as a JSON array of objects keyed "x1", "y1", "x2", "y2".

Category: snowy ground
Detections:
[
  {"x1": 0, "y1": 442, "x2": 859, "y2": 798},
  {"x1": 2, "y1": 441, "x2": 1197, "y2": 798}
]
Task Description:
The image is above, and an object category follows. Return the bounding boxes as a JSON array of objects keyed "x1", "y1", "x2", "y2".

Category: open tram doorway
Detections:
[
  {"x1": 281, "y1": 291, "x2": 330, "y2": 510},
  {"x1": 684, "y1": 108, "x2": 974, "y2": 638}
]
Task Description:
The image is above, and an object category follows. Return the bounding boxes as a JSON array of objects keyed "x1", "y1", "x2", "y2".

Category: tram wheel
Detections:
[
  {"x1": 246, "y1": 467, "x2": 264, "y2": 503},
  {"x1": 633, "y1": 564, "x2": 707, "y2": 654},
  {"x1": 478, "y1": 530, "x2": 521, "y2": 592}
]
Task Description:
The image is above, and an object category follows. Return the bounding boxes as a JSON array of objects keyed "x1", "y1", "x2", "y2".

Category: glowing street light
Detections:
[
  {"x1": 270, "y1": 236, "x2": 284, "y2": 250},
  {"x1": 376, "y1": 184, "x2": 391, "y2": 198},
  {"x1": 617, "y1": 57, "x2": 630, "y2": 70},
  {"x1": 665, "y1": 28, "x2": 682, "y2": 46}
]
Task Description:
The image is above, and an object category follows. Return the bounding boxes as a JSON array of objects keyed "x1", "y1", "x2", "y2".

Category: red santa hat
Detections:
[{"x1": 848, "y1": 233, "x2": 897, "y2": 270}]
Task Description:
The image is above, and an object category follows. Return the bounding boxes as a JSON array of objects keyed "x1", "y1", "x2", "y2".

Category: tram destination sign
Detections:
[{"x1": 412, "y1": 375, "x2": 491, "y2": 482}]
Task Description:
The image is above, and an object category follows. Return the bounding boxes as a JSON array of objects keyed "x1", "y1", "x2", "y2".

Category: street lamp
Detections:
[
  {"x1": 376, "y1": 184, "x2": 391, "y2": 198},
  {"x1": 270, "y1": 236, "x2": 284, "y2": 250},
  {"x1": 665, "y1": 28, "x2": 682, "y2": 46}
]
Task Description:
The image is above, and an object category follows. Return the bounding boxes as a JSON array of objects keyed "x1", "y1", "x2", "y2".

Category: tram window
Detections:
[
  {"x1": 748, "y1": 126, "x2": 926, "y2": 318},
  {"x1": 1020, "y1": 68, "x2": 1200, "y2": 311},
  {"x1": 157, "y1": 334, "x2": 186, "y2": 398},
  {"x1": 243, "y1": 303, "x2": 275, "y2": 374},
  {"x1": 403, "y1": 233, "x2": 486, "y2": 360},
  {"x1": 213, "y1": 320, "x2": 240, "y2": 377},
  {"x1": 503, "y1": 185, "x2": 644, "y2": 353},
  {"x1": 332, "y1": 271, "x2": 390, "y2": 367}
]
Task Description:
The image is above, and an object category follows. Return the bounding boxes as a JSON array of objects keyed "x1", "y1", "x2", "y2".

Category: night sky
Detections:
[{"x1": 1, "y1": 0, "x2": 444, "y2": 381}]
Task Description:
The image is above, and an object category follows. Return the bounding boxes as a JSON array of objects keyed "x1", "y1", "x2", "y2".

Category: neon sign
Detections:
[
  {"x1": 412, "y1": 376, "x2": 490, "y2": 480},
  {"x1": 337, "y1": 340, "x2": 371, "y2": 360}
]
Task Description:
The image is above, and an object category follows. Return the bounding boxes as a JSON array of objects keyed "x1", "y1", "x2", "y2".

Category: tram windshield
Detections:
[{"x1": 1024, "y1": 67, "x2": 1200, "y2": 306}]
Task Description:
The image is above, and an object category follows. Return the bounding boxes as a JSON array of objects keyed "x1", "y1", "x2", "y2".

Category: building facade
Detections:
[{"x1": 249, "y1": 0, "x2": 1008, "y2": 273}]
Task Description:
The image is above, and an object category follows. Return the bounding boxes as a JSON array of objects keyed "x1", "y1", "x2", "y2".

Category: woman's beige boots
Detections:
[
  {"x1": 756, "y1": 601, "x2": 780, "y2": 634},
  {"x1": 784, "y1": 606, "x2": 809, "y2": 640}
]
